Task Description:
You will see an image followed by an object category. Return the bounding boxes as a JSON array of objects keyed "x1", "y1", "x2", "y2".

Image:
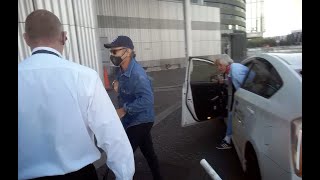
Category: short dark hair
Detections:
[{"x1": 25, "y1": 9, "x2": 62, "y2": 40}]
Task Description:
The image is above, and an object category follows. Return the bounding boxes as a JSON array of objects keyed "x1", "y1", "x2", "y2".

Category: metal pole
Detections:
[
  {"x1": 184, "y1": 0, "x2": 192, "y2": 57},
  {"x1": 200, "y1": 159, "x2": 222, "y2": 180}
]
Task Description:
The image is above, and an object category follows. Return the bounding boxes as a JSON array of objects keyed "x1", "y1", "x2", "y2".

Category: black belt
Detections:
[{"x1": 32, "y1": 49, "x2": 61, "y2": 58}]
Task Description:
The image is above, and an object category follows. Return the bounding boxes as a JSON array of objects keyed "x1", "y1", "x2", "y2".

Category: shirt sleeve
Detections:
[
  {"x1": 87, "y1": 75, "x2": 135, "y2": 180},
  {"x1": 123, "y1": 74, "x2": 154, "y2": 115}
]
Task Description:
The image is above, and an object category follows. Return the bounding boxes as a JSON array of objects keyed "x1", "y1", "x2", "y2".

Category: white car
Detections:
[{"x1": 181, "y1": 53, "x2": 302, "y2": 180}]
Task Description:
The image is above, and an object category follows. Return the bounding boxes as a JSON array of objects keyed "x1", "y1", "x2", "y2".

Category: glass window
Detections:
[
  {"x1": 252, "y1": 2, "x2": 257, "y2": 17},
  {"x1": 251, "y1": 20, "x2": 257, "y2": 31},
  {"x1": 260, "y1": 2, "x2": 265, "y2": 16},
  {"x1": 207, "y1": 2, "x2": 245, "y2": 13},
  {"x1": 242, "y1": 58, "x2": 283, "y2": 98},
  {"x1": 257, "y1": 1, "x2": 262, "y2": 18},
  {"x1": 239, "y1": 26, "x2": 246, "y2": 31},
  {"x1": 247, "y1": 19, "x2": 252, "y2": 32},
  {"x1": 221, "y1": 14, "x2": 245, "y2": 22},
  {"x1": 190, "y1": 60, "x2": 218, "y2": 82},
  {"x1": 246, "y1": 5, "x2": 252, "y2": 18},
  {"x1": 257, "y1": 18, "x2": 261, "y2": 32}
]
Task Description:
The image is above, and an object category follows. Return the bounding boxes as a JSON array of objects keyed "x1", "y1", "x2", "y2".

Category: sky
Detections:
[{"x1": 263, "y1": 0, "x2": 302, "y2": 37}]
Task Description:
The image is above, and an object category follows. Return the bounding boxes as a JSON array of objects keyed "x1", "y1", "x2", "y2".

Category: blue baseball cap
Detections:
[{"x1": 104, "y1": 35, "x2": 134, "y2": 49}]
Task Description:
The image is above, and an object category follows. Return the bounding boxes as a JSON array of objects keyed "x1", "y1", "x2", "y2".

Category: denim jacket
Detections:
[{"x1": 116, "y1": 58, "x2": 155, "y2": 129}]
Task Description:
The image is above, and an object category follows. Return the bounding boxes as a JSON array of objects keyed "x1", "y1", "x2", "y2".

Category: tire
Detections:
[{"x1": 245, "y1": 147, "x2": 262, "y2": 180}]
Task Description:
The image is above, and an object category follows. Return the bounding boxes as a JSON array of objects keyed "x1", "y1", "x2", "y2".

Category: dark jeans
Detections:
[
  {"x1": 126, "y1": 122, "x2": 162, "y2": 180},
  {"x1": 31, "y1": 164, "x2": 98, "y2": 180}
]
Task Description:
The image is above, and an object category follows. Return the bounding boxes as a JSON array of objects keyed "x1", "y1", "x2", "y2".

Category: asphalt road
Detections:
[{"x1": 96, "y1": 68, "x2": 245, "y2": 180}]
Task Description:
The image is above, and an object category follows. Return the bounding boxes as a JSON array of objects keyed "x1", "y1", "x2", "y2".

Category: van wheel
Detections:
[{"x1": 245, "y1": 147, "x2": 261, "y2": 180}]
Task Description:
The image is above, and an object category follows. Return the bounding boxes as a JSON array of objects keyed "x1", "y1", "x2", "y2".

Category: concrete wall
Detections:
[
  {"x1": 96, "y1": 0, "x2": 185, "y2": 71},
  {"x1": 18, "y1": 0, "x2": 103, "y2": 79},
  {"x1": 205, "y1": 0, "x2": 246, "y2": 32},
  {"x1": 191, "y1": 5, "x2": 221, "y2": 57},
  {"x1": 18, "y1": 0, "x2": 222, "y2": 75},
  {"x1": 96, "y1": 0, "x2": 221, "y2": 71}
]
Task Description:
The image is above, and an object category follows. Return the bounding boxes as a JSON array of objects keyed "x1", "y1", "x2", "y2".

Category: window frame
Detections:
[{"x1": 241, "y1": 57, "x2": 284, "y2": 99}]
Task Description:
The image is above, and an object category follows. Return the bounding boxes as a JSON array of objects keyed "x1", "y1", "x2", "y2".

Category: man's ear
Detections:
[
  {"x1": 127, "y1": 49, "x2": 133, "y2": 57},
  {"x1": 61, "y1": 31, "x2": 67, "y2": 45}
]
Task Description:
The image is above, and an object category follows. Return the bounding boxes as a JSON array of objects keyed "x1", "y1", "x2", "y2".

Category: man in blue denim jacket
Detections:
[{"x1": 104, "y1": 36, "x2": 162, "y2": 180}]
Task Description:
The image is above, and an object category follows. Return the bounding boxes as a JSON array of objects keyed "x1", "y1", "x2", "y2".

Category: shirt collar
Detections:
[
  {"x1": 32, "y1": 47, "x2": 62, "y2": 57},
  {"x1": 225, "y1": 64, "x2": 231, "y2": 75},
  {"x1": 121, "y1": 57, "x2": 136, "y2": 78}
]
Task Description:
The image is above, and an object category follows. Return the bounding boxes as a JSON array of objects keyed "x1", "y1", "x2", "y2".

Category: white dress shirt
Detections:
[{"x1": 18, "y1": 47, "x2": 135, "y2": 180}]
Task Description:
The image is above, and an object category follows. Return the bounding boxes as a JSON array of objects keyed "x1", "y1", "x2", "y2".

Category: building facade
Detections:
[
  {"x1": 18, "y1": 0, "x2": 102, "y2": 77},
  {"x1": 246, "y1": 0, "x2": 265, "y2": 38},
  {"x1": 18, "y1": 0, "x2": 224, "y2": 81},
  {"x1": 203, "y1": 0, "x2": 247, "y2": 62},
  {"x1": 96, "y1": 0, "x2": 221, "y2": 72}
]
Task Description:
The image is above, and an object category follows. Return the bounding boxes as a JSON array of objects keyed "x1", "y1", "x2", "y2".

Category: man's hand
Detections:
[
  {"x1": 218, "y1": 75, "x2": 225, "y2": 84},
  {"x1": 116, "y1": 108, "x2": 126, "y2": 119},
  {"x1": 112, "y1": 80, "x2": 119, "y2": 93}
]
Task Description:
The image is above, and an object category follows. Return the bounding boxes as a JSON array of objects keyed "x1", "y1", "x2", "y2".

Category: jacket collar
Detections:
[{"x1": 121, "y1": 57, "x2": 136, "y2": 78}]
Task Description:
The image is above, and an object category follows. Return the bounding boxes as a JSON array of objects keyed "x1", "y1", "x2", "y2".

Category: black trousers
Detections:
[
  {"x1": 31, "y1": 164, "x2": 98, "y2": 180},
  {"x1": 126, "y1": 122, "x2": 162, "y2": 180}
]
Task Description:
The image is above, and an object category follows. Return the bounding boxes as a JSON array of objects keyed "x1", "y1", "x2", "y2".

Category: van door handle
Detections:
[{"x1": 247, "y1": 106, "x2": 255, "y2": 114}]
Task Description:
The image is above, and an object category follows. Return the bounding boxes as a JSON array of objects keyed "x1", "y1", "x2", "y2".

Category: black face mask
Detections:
[{"x1": 110, "y1": 49, "x2": 127, "y2": 66}]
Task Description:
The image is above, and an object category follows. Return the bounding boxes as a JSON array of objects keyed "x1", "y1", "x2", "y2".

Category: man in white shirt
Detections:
[{"x1": 18, "y1": 9, "x2": 135, "y2": 180}]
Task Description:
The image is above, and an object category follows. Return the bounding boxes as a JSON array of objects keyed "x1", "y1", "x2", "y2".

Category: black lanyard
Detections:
[{"x1": 32, "y1": 49, "x2": 61, "y2": 58}]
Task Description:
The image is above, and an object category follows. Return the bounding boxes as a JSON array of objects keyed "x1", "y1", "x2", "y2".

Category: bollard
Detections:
[{"x1": 200, "y1": 159, "x2": 222, "y2": 180}]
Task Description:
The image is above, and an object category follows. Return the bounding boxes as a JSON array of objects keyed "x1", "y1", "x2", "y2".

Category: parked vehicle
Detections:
[{"x1": 181, "y1": 53, "x2": 302, "y2": 180}]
